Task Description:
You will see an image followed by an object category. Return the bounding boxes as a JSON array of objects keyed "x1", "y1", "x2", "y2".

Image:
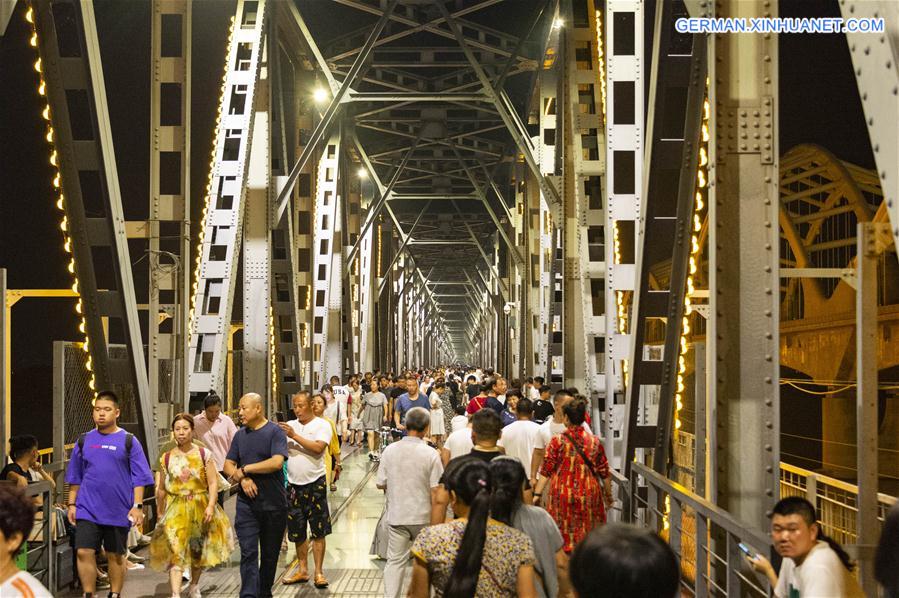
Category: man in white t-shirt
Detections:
[
  {"x1": 441, "y1": 423, "x2": 474, "y2": 466},
  {"x1": 278, "y1": 391, "x2": 334, "y2": 587},
  {"x1": 327, "y1": 376, "x2": 351, "y2": 442},
  {"x1": 530, "y1": 389, "x2": 575, "y2": 483},
  {"x1": 497, "y1": 398, "x2": 541, "y2": 476},
  {"x1": 748, "y1": 496, "x2": 864, "y2": 598}
]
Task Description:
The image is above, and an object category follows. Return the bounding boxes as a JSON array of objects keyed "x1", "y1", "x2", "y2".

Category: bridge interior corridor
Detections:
[{"x1": 2, "y1": 0, "x2": 899, "y2": 596}]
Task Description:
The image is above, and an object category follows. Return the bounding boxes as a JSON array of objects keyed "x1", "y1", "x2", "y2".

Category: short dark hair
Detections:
[
  {"x1": 0, "y1": 485, "x2": 36, "y2": 554},
  {"x1": 8, "y1": 435, "x2": 38, "y2": 460},
  {"x1": 203, "y1": 391, "x2": 222, "y2": 409},
  {"x1": 553, "y1": 388, "x2": 574, "y2": 403},
  {"x1": 563, "y1": 396, "x2": 588, "y2": 426},
  {"x1": 571, "y1": 524, "x2": 680, "y2": 598},
  {"x1": 455, "y1": 404, "x2": 466, "y2": 416},
  {"x1": 471, "y1": 409, "x2": 502, "y2": 442},
  {"x1": 482, "y1": 376, "x2": 498, "y2": 392},
  {"x1": 434, "y1": 381, "x2": 446, "y2": 390},
  {"x1": 538, "y1": 385, "x2": 552, "y2": 395},
  {"x1": 466, "y1": 375, "x2": 476, "y2": 382},
  {"x1": 96, "y1": 390, "x2": 120, "y2": 405},
  {"x1": 533, "y1": 376, "x2": 544, "y2": 385},
  {"x1": 516, "y1": 398, "x2": 534, "y2": 416},
  {"x1": 505, "y1": 388, "x2": 522, "y2": 400},
  {"x1": 772, "y1": 496, "x2": 854, "y2": 571}
]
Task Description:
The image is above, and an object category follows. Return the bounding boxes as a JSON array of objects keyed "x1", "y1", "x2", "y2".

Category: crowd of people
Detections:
[{"x1": 1, "y1": 366, "x2": 899, "y2": 597}]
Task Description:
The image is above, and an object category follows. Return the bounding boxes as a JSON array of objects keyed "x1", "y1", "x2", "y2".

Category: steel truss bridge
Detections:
[{"x1": 2, "y1": 0, "x2": 899, "y2": 595}]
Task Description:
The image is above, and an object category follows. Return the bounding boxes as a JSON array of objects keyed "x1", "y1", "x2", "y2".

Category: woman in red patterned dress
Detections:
[{"x1": 533, "y1": 396, "x2": 614, "y2": 552}]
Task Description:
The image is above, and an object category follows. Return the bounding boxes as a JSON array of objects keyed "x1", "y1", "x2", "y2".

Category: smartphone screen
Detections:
[{"x1": 738, "y1": 543, "x2": 754, "y2": 557}]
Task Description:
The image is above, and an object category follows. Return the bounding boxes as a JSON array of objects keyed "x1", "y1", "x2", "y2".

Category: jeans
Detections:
[
  {"x1": 384, "y1": 523, "x2": 425, "y2": 598},
  {"x1": 235, "y1": 499, "x2": 287, "y2": 598}
]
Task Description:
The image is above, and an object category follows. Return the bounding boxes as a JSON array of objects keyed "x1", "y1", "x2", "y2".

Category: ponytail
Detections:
[
  {"x1": 441, "y1": 459, "x2": 493, "y2": 598},
  {"x1": 488, "y1": 456, "x2": 528, "y2": 525},
  {"x1": 819, "y1": 531, "x2": 854, "y2": 571},
  {"x1": 444, "y1": 487, "x2": 491, "y2": 598}
]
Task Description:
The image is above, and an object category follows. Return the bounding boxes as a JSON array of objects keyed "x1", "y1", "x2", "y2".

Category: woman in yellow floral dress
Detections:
[{"x1": 151, "y1": 413, "x2": 234, "y2": 598}]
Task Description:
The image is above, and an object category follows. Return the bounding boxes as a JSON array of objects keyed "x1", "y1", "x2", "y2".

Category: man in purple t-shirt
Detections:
[{"x1": 66, "y1": 390, "x2": 155, "y2": 598}]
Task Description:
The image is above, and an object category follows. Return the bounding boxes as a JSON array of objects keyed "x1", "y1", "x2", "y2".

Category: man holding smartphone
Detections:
[{"x1": 278, "y1": 391, "x2": 333, "y2": 589}]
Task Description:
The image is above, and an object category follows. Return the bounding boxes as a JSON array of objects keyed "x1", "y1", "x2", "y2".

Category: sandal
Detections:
[
  {"x1": 314, "y1": 573, "x2": 329, "y2": 589},
  {"x1": 282, "y1": 569, "x2": 310, "y2": 585}
]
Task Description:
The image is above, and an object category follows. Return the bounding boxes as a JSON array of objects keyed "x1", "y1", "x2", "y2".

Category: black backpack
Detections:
[{"x1": 77, "y1": 430, "x2": 134, "y2": 476}]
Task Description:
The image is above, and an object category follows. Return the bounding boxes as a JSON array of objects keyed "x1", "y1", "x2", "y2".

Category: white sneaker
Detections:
[{"x1": 187, "y1": 585, "x2": 202, "y2": 598}]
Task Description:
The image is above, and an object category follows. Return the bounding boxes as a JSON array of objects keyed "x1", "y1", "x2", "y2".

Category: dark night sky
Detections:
[{"x1": 0, "y1": 0, "x2": 876, "y2": 447}]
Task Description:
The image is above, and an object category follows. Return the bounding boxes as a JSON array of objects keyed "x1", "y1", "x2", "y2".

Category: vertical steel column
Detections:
[
  {"x1": 148, "y1": 0, "x2": 191, "y2": 418},
  {"x1": 0, "y1": 269, "x2": 6, "y2": 467},
  {"x1": 856, "y1": 222, "x2": 881, "y2": 595},
  {"x1": 242, "y1": 39, "x2": 272, "y2": 401},
  {"x1": 560, "y1": 0, "x2": 606, "y2": 401},
  {"x1": 187, "y1": 0, "x2": 268, "y2": 397},
  {"x1": 292, "y1": 107, "x2": 315, "y2": 390},
  {"x1": 310, "y1": 133, "x2": 342, "y2": 387},
  {"x1": 711, "y1": 0, "x2": 780, "y2": 532},
  {"x1": 604, "y1": 0, "x2": 643, "y2": 468}
]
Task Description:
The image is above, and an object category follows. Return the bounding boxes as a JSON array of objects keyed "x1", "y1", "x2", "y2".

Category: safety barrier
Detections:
[
  {"x1": 780, "y1": 461, "x2": 897, "y2": 545},
  {"x1": 626, "y1": 463, "x2": 773, "y2": 597}
]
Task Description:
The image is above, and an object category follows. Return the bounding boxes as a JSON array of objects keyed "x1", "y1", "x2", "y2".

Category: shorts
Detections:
[
  {"x1": 287, "y1": 476, "x2": 332, "y2": 543},
  {"x1": 74, "y1": 520, "x2": 129, "y2": 555}
]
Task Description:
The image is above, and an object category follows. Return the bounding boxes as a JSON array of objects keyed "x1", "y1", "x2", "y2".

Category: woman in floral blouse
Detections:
[
  {"x1": 533, "y1": 396, "x2": 613, "y2": 553},
  {"x1": 409, "y1": 458, "x2": 537, "y2": 598}
]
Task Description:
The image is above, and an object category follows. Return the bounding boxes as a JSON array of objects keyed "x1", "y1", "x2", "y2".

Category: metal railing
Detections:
[
  {"x1": 2, "y1": 480, "x2": 56, "y2": 591},
  {"x1": 780, "y1": 461, "x2": 897, "y2": 546},
  {"x1": 673, "y1": 431, "x2": 898, "y2": 545},
  {"x1": 627, "y1": 463, "x2": 773, "y2": 598}
]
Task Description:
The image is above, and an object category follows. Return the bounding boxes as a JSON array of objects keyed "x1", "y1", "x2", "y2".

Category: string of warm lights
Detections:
[
  {"x1": 188, "y1": 16, "x2": 236, "y2": 337},
  {"x1": 673, "y1": 92, "x2": 710, "y2": 436},
  {"x1": 613, "y1": 222, "x2": 629, "y2": 385},
  {"x1": 25, "y1": 4, "x2": 96, "y2": 395},
  {"x1": 269, "y1": 305, "x2": 277, "y2": 402},
  {"x1": 594, "y1": 9, "x2": 607, "y2": 122}
]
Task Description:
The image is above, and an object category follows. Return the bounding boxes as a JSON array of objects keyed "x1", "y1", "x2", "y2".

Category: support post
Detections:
[
  {"x1": 0, "y1": 268, "x2": 7, "y2": 467},
  {"x1": 856, "y1": 222, "x2": 879, "y2": 595},
  {"x1": 711, "y1": 0, "x2": 780, "y2": 532}
]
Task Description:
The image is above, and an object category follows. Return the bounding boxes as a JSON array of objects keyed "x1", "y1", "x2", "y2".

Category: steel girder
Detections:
[
  {"x1": 242, "y1": 38, "x2": 273, "y2": 403},
  {"x1": 840, "y1": 1, "x2": 899, "y2": 265},
  {"x1": 603, "y1": 0, "x2": 644, "y2": 466},
  {"x1": 620, "y1": 0, "x2": 708, "y2": 478},
  {"x1": 310, "y1": 132, "x2": 343, "y2": 388},
  {"x1": 32, "y1": 0, "x2": 154, "y2": 455},
  {"x1": 558, "y1": 0, "x2": 606, "y2": 403},
  {"x1": 710, "y1": 0, "x2": 780, "y2": 535},
  {"x1": 187, "y1": 0, "x2": 268, "y2": 398},
  {"x1": 146, "y1": 0, "x2": 191, "y2": 425}
]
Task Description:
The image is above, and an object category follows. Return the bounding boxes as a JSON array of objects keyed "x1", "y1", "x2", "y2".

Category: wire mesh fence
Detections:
[{"x1": 63, "y1": 343, "x2": 94, "y2": 446}]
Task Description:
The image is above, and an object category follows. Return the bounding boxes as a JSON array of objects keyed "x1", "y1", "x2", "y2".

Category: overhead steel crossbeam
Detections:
[
  {"x1": 33, "y1": 0, "x2": 154, "y2": 454},
  {"x1": 621, "y1": 0, "x2": 708, "y2": 477},
  {"x1": 433, "y1": 0, "x2": 563, "y2": 217},
  {"x1": 273, "y1": 0, "x2": 400, "y2": 225}
]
